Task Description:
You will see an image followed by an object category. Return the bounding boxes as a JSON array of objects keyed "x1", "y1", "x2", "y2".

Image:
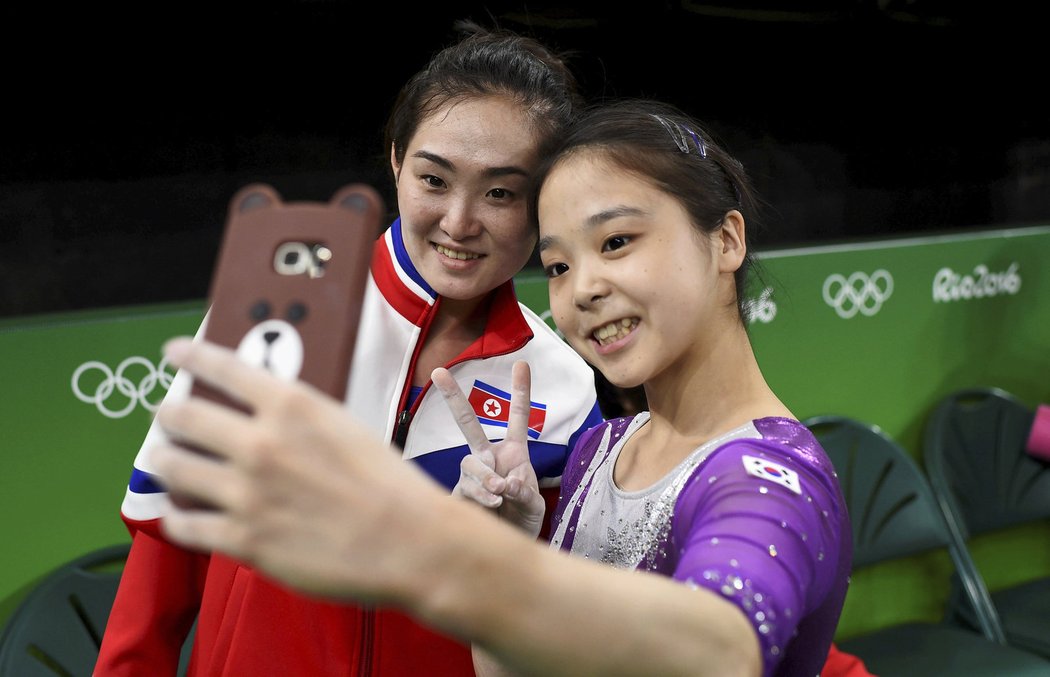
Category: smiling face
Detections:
[
  {"x1": 538, "y1": 150, "x2": 742, "y2": 389},
  {"x1": 391, "y1": 95, "x2": 541, "y2": 306}
]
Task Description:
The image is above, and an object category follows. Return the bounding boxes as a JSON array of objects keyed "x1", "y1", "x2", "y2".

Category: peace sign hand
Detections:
[{"x1": 432, "y1": 361, "x2": 546, "y2": 538}]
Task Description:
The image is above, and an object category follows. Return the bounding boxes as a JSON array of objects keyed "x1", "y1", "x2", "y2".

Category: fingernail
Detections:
[{"x1": 163, "y1": 337, "x2": 193, "y2": 364}]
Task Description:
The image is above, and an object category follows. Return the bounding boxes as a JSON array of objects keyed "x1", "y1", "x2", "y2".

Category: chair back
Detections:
[
  {"x1": 0, "y1": 544, "x2": 129, "y2": 677},
  {"x1": 924, "y1": 387, "x2": 1050, "y2": 538},
  {"x1": 803, "y1": 414, "x2": 1007, "y2": 643}
]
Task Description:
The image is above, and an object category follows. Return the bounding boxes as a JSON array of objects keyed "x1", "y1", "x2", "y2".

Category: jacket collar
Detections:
[{"x1": 371, "y1": 218, "x2": 533, "y2": 354}]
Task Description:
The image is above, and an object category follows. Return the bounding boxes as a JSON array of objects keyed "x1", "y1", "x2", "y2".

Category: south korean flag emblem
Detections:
[{"x1": 742, "y1": 455, "x2": 801, "y2": 495}]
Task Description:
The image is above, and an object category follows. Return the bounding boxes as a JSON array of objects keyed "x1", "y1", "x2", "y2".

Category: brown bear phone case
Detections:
[
  {"x1": 194, "y1": 182, "x2": 383, "y2": 401},
  {"x1": 172, "y1": 182, "x2": 384, "y2": 508}
]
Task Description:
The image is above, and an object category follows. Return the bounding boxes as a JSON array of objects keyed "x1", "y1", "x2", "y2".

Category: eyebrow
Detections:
[
  {"x1": 411, "y1": 150, "x2": 529, "y2": 179},
  {"x1": 538, "y1": 206, "x2": 646, "y2": 253}
]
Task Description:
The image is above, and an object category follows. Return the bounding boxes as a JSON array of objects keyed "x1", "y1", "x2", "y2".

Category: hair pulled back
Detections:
[{"x1": 384, "y1": 21, "x2": 583, "y2": 179}]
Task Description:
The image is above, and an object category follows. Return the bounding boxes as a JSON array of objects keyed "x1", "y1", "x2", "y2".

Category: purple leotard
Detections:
[{"x1": 550, "y1": 414, "x2": 851, "y2": 677}]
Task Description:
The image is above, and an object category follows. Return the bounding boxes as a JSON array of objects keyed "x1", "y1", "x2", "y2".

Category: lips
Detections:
[
  {"x1": 435, "y1": 244, "x2": 482, "y2": 260},
  {"x1": 593, "y1": 318, "x2": 638, "y2": 346}
]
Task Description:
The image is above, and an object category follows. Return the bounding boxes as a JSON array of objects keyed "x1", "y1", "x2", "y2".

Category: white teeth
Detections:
[
  {"x1": 593, "y1": 318, "x2": 638, "y2": 345},
  {"x1": 436, "y1": 244, "x2": 481, "y2": 260}
]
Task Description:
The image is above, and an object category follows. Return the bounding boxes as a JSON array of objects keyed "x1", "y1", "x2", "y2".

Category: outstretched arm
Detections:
[{"x1": 152, "y1": 337, "x2": 761, "y2": 677}]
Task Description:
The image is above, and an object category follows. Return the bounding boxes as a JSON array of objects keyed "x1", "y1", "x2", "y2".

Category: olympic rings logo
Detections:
[
  {"x1": 822, "y1": 270, "x2": 894, "y2": 319},
  {"x1": 72, "y1": 356, "x2": 175, "y2": 419},
  {"x1": 744, "y1": 287, "x2": 777, "y2": 324}
]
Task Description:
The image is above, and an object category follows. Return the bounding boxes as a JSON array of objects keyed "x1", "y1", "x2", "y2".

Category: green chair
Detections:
[
  {"x1": 803, "y1": 414, "x2": 1050, "y2": 676},
  {"x1": 0, "y1": 544, "x2": 195, "y2": 676},
  {"x1": 0, "y1": 544, "x2": 129, "y2": 676},
  {"x1": 923, "y1": 387, "x2": 1050, "y2": 659}
]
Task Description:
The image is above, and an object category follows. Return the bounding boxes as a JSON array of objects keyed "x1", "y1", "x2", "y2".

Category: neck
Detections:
[
  {"x1": 432, "y1": 293, "x2": 491, "y2": 336},
  {"x1": 410, "y1": 292, "x2": 495, "y2": 388},
  {"x1": 641, "y1": 320, "x2": 792, "y2": 449}
]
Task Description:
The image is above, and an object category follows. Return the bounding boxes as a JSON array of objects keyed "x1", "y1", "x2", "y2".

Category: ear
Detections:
[
  {"x1": 231, "y1": 183, "x2": 281, "y2": 215},
  {"x1": 331, "y1": 183, "x2": 384, "y2": 216},
  {"x1": 717, "y1": 209, "x2": 747, "y2": 273},
  {"x1": 389, "y1": 143, "x2": 402, "y2": 184}
]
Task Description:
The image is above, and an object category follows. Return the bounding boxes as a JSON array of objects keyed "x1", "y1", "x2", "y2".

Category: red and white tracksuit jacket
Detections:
[{"x1": 95, "y1": 219, "x2": 603, "y2": 676}]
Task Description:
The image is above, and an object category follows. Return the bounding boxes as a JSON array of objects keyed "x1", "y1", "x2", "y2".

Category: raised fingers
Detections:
[
  {"x1": 452, "y1": 449, "x2": 505, "y2": 508},
  {"x1": 504, "y1": 361, "x2": 533, "y2": 445},
  {"x1": 431, "y1": 367, "x2": 490, "y2": 452}
]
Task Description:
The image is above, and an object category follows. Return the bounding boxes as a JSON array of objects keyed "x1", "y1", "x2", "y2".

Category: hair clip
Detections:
[
  {"x1": 685, "y1": 128, "x2": 707, "y2": 158},
  {"x1": 650, "y1": 114, "x2": 706, "y2": 156},
  {"x1": 650, "y1": 114, "x2": 689, "y2": 153}
]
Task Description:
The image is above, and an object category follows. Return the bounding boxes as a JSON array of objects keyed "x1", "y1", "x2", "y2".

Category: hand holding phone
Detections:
[{"x1": 170, "y1": 182, "x2": 384, "y2": 509}]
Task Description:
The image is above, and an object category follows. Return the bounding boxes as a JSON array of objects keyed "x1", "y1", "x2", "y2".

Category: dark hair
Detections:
[
  {"x1": 533, "y1": 98, "x2": 764, "y2": 324},
  {"x1": 384, "y1": 20, "x2": 583, "y2": 183}
]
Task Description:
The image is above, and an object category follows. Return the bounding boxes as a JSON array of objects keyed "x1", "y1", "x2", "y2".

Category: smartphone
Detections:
[{"x1": 171, "y1": 182, "x2": 384, "y2": 508}]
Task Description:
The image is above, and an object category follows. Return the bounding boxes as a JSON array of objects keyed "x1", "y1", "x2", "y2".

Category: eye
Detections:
[
  {"x1": 286, "y1": 302, "x2": 308, "y2": 323},
  {"x1": 487, "y1": 187, "x2": 512, "y2": 200},
  {"x1": 423, "y1": 174, "x2": 446, "y2": 189},
  {"x1": 543, "y1": 262, "x2": 569, "y2": 279},
  {"x1": 249, "y1": 300, "x2": 271, "y2": 321},
  {"x1": 602, "y1": 235, "x2": 630, "y2": 252}
]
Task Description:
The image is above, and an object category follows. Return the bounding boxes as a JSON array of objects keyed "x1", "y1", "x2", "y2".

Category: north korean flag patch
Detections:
[
  {"x1": 467, "y1": 380, "x2": 546, "y2": 439},
  {"x1": 742, "y1": 455, "x2": 801, "y2": 495}
]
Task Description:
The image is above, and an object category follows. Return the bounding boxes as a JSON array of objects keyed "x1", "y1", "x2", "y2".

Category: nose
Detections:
[
  {"x1": 440, "y1": 194, "x2": 482, "y2": 240},
  {"x1": 572, "y1": 260, "x2": 610, "y2": 311}
]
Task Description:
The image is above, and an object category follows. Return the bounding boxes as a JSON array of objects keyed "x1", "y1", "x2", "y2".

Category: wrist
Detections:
[{"x1": 405, "y1": 497, "x2": 543, "y2": 640}]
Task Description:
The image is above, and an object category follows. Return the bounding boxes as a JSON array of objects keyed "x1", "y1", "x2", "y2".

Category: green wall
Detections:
[
  {"x1": 0, "y1": 302, "x2": 206, "y2": 622},
  {"x1": 3, "y1": 225, "x2": 1048, "y2": 640}
]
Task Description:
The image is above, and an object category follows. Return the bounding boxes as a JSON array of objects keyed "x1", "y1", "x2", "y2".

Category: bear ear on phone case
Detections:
[{"x1": 197, "y1": 182, "x2": 384, "y2": 405}]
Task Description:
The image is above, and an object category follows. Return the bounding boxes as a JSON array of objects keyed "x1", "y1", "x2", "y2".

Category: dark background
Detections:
[{"x1": 2, "y1": 1, "x2": 1046, "y2": 319}]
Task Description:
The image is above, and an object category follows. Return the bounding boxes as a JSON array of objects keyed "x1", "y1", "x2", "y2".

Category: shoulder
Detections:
[
  {"x1": 679, "y1": 417, "x2": 843, "y2": 508},
  {"x1": 753, "y1": 417, "x2": 820, "y2": 451},
  {"x1": 710, "y1": 418, "x2": 835, "y2": 476},
  {"x1": 751, "y1": 417, "x2": 840, "y2": 492}
]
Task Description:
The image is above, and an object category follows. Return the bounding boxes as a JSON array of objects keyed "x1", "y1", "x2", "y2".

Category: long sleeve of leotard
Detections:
[{"x1": 670, "y1": 435, "x2": 851, "y2": 677}]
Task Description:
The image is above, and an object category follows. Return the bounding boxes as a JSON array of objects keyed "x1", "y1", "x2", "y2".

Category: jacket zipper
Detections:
[
  {"x1": 356, "y1": 295, "x2": 531, "y2": 674},
  {"x1": 393, "y1": 409, "x2": 413, "y2": 449}
]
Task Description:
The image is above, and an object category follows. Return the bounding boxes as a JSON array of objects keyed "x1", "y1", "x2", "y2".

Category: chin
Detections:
[
  {"x1": 604, "y1": 371, "x2": 645, "y2": 390},
  {"x1": 429, "y1": 273, "x2": 493, "y2": 300}
]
